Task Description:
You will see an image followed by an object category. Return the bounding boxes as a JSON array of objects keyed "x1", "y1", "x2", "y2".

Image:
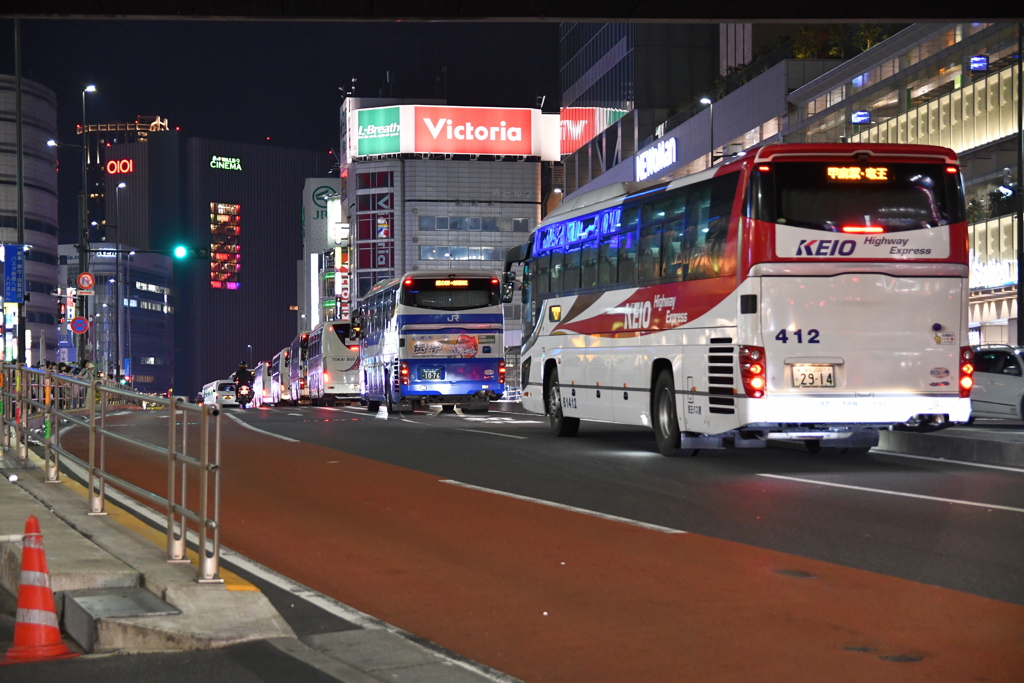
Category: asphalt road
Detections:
[
  {"x1": 231, "y1": 403, "x2": 1024, "y2": 606},
  {"x1": 35, "y1": 404, "x2": 1024, "y2": 681}
]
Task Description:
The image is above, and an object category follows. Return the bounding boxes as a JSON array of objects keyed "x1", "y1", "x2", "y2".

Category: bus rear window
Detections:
[
  {"x1": 402, "y1": 278, "x2": 500, "y2": 310},
  {"x1": 750, "y1": 162, "x2": 964, "y2": 232},
  {"x1": 330, "y1": 324, "x2": 352, "y2": 342}
]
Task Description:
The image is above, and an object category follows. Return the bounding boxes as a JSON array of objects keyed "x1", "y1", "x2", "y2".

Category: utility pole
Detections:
[
  {"x1": 15, "y1": 20, "x2": 26, "y2": 365},
  {"x1": 78, "y1": 85, "x2": 96, "y2": 365},
  {"x1": 1016, "y1": 23, "x2": 1023, "y2": 345}
]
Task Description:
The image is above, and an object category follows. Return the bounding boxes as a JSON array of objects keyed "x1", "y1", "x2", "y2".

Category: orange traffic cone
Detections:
[{"x1": 1, "y1": 515, "x2": 78, "y2": 664}]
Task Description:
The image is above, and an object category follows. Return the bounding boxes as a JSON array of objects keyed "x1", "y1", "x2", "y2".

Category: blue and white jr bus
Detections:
[{"x1": 354, "y1": 271, "x2": 509, "y2": 414}]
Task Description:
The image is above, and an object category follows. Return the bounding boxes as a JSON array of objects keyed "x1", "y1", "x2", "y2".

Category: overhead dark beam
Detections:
[{"x1": 3, "y1": 1, "x2": 1023, "y2": 22}]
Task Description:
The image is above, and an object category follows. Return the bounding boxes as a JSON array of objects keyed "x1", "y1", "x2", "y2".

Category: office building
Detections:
[{"x1": 0, "y1": 75, "x2": 59, "y2": 363}]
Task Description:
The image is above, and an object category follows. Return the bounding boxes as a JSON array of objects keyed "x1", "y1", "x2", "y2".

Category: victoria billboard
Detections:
[{"x1": 348, "y1": 105, "x2": 559, "y2": 161}]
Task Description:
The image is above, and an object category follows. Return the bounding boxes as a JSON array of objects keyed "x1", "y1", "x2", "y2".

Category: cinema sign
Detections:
[{"x1": 349, "y1": 105, "x2": 559, "y2": 161}]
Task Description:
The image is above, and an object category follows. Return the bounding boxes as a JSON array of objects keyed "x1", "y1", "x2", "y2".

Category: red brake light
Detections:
[
  {"x1": 739, "y1": 346, "x2": 767, "y2": 399},
  {"x1": 349, "y1": 345, "x2": 360, "y2": 352},
  {"x1": 324, "y1": 372, "x2": 330, "y2": 383},
  {"x1": 758, "y1": 165, "x2": 770, "y2": 172},
  {"x1": 491, "y1": 278, "x2": 499, "y2": 284},
  {"x1": 842, "y1": 226, "x2": 884, "y2": 234},
  {"x1": 498, "y1": 360, "x2": 507, "y2": 384},
  {"x1": 959, "y1": 346, "x2": 974, "y2": 398},
  {"x1": 400, "y1": 361, "x2": 410, "y2": 385},
  {"x1": 404, "y1": 279, "x2": 413, "y2": 286},
  {"x1": 946, "y1": 166, "x2": 958, "y2": 174}
]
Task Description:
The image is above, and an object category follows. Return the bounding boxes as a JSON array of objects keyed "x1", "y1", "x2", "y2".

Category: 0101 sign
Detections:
[{"x1": 106, "y1": 159, "x2": 134, "y2": 175}]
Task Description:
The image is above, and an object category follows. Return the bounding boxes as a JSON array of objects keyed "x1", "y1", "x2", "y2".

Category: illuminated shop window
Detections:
[{"x1": 210, "y1": 202, "x2": 241, "y2": 290}]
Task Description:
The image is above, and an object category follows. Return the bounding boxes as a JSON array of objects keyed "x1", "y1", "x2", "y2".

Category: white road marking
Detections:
[
  {"x1": 458, "y1": 429, "x2": 528, "y2": 440},
  {"x1": 48, "y1": 455, "x2": 516, "y2": 683},
  {"x1": 441, "y1": 480, "x2": 687, "y2": 534},
  {"x1": 226, "y1": 413, "x2": 299, "y2": 442},
  {"x1": 287, "y1": 412, "x2": 302, "y2": 416},
  {"x1": 757, "y1": 473, "x2": 1024, "y2": 513},
  {"x1": 872, "y1": 449, "x2": 1024, "y2": 473}
]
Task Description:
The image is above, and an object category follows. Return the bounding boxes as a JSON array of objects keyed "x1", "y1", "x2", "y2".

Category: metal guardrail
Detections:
[{"x1": 0, "y1": 364, "x2": 223, "y2": 583}]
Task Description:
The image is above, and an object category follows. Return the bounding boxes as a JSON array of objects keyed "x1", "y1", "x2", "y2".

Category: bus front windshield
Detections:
[
  {"x1": 401, "y1": 277, "x2": 500, "y2": 311},
  {"x1": 751, "y1": 162, "x2": 965, "y2": 232}
]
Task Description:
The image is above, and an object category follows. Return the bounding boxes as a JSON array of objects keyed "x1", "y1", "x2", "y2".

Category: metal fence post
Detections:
[
  {"x1": 166, "y1": 395, "x2": 186, "y2": 562},
  {"x1": 15, "y1": 364, "x2": 27, "y2": 460},
  {"x1": 197, "y1": 401, "x2": 220, "y2": 583},
  {"x1": 43, "y1": 369, "x2": 59, "y2": 482},
  {"x1": 87, "y1": 379, "x2": 105, "y2": 515}
]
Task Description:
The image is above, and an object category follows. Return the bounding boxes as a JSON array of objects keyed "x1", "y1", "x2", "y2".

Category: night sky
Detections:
[{"x1": 0, "y1": 19, "x2": 560, "y2": 238}]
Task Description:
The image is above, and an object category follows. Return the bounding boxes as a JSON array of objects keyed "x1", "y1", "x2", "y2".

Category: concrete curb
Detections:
[
  {"x1": 1, "y1": 457, "x2": 294, "y2": 653},
  {"x1": 877, "y1": 429, "x2": 1024, "y2": 468}
]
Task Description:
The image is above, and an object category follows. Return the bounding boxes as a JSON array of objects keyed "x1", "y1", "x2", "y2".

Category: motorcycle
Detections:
[{"x1": 236, "y1": 382, "x2": 254, "y2": 409}]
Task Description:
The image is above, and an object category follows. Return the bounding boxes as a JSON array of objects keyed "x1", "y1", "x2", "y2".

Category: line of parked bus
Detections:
[{"x1": 204, "y1": 269, "x2": 513, "y2": 411}]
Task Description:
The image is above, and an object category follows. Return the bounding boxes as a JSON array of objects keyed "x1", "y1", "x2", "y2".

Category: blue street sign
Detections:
[{"x1": 3, "y1": 245, "x2": 25, "y2": 304}]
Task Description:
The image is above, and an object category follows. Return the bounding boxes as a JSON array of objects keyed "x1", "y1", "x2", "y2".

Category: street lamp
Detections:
[
  {"x1": 700, "y1": 97, "x2": 715, "y2": 165},
  {"x1": 79, "y1": 84, "x2": 97, "y2": 365},
  {"x1": 247, "y1": 344, "x2": 253, "y2": 368}
]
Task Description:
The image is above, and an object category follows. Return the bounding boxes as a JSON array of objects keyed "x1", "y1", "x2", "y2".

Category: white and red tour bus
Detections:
[{"x1": 504, "y1": 143, "x2": 973, "y2": 456}]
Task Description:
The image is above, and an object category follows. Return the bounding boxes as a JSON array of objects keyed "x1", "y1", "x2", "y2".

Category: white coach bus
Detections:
[
  {"x1": 307, "y1": 322, "x2": 361, "y2": 406},
  {"x1": 504, "y1": 143, "x2": 973, "y2": 456}
]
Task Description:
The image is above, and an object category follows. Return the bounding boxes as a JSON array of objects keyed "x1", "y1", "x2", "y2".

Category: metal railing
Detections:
[{"x1": 0, "y1": 364, "x2": 223, "y2": 583}]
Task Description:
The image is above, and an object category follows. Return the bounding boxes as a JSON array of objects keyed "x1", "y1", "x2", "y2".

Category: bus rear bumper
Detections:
[
  {"x1": 399, "y1": 389, "x2": 504, "y2": 407},
  {"x1": 739, "y1": 394, "x2": 971, "y2": 427}
]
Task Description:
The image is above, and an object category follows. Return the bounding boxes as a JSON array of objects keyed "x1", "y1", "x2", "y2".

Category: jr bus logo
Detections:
[{"x1": 795, "y1": 239, "x2": 857, "y2": 256}]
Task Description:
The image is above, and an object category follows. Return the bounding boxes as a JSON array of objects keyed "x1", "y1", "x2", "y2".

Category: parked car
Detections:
[{"x1": 970, "y1": 345, "x2": 1024, "y2": 419}]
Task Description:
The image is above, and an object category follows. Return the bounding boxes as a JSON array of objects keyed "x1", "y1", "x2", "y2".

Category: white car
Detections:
[{"x1": 970, "y1": 345, "x2": 1024, "y2": 419}]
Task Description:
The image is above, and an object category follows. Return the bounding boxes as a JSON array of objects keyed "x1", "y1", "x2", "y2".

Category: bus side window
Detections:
[
  {"x1": 621, "y1": 205, "x2": 639, "y2": 232},
  {"x1": 638, "y1": 223, "x2": 662, "y2": 282},
  {"x1": 534, "y1": 253, "x2": 551, "y2": 296},
  {"x1": 617, "y1": 231, "x2": 637, "y2": 284},
  {"x1": 662, "y1": 219, "x2": 686, "y2": 281},
  {"x1": 598, "y1": 233, "x2": 619, "y2": 286},
  {"x1": 550, "y1": 250, "x2": 565, "y2": 295},
  {"x1": 563, "y1": 246, "x2": 582, "y2": 292},
  {"x1": 580, "y1": 239, "x2": 599, "y2": 289}
]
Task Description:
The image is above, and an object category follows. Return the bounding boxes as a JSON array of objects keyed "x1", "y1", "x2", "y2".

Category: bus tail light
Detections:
[
  {"x1": 324, "y1": 372, "x2": 330, "y2": 383},
  {"x1": 400, "y1": 361, "x2": 410, "y2": 386},
  {"x1": 959, "y1": 346, "x2": 974, "y2": 398},
  {"x1": 498, "y1": 360, "x2": 506, "y2": 384},
  {"x1": 349, "y1": 345, "x2": 360, "y2": 353},
  {"x1": 740, "y1": 346, "x2": 767, "y2": 398},
  {"x1": 842, "y1": 226, "x2": 884, "y2": 234}
]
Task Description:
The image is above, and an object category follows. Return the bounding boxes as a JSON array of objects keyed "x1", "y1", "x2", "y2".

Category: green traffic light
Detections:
[{"x1": 173, "y1": 245, "x2": 188, "y2": 258}]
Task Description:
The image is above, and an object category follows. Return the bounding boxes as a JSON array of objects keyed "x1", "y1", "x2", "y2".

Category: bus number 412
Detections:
[{"x1": 775, "y1": 329, "x2": 820, "y2": 344}]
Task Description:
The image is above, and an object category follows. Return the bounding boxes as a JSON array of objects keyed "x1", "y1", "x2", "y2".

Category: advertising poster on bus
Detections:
[{"x1": 409, "y1": 333, "x2": 499, "y2": 359}]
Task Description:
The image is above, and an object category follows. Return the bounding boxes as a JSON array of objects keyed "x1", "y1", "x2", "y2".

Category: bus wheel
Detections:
[
  {"x1": 653, "y1": 370, "x2": 698, "y2": 457},
  {"x1": 546, "y1": 368, "x2": 579, "y2": 437}
]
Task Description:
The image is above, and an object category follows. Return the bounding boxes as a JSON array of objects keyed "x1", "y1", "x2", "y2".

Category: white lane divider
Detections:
[
  {"x1": 872, "y1": 450, "x2": 1024, "y2": 474},
  {"x1": 757, "y1": 473, "x2": 1024, "y2": 514},
  {"x1": 226, "y1": 413, "x2": 299, "y2": 443},
  {"x1": 457, "y1": 429, "x2": 527, "y2": 440},
  {"x1": 442, "y1": 480, "x2": 687, "y2": 534}
]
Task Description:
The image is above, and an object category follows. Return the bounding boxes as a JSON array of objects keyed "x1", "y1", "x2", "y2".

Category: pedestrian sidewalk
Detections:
[
  {"x1": 878, "y1": 424, "x2": 1024, "y2": 468},
  {"x1": 0, "y1": 450, "x2": 517, "y2": 683}
]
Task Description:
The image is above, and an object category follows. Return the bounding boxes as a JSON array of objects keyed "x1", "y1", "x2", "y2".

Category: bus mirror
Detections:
[{"x1": 501, "y1": 272, "x2": 516, "y2": 303}]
